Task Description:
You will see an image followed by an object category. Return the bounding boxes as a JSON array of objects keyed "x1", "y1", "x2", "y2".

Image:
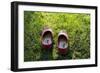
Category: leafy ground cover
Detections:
[{"x1": 24, "y1": 11, "x2": 90, "y2": 61}]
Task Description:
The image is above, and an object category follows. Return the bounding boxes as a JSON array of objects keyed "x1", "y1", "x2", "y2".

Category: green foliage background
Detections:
[{"x1": 24, "y1": 11, "x2": 90, "y2": 61}]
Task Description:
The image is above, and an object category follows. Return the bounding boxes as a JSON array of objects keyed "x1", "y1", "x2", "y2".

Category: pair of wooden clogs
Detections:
[{"x1": 41, "y1": 28, "x2": 68, "y2": 55}]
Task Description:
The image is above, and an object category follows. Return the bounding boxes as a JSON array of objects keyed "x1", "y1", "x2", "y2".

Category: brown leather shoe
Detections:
[
  {"x1": 57, "y1": 30, "x2": 68, "y2": 55},
  {"x1": 41, "y1": 28, "x2": 53, "y2": 49}
]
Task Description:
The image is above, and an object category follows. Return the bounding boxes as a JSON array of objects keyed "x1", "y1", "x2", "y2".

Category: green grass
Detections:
[{"x1": 24, "y1": 11, "x2": 90, "y2": 61}]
